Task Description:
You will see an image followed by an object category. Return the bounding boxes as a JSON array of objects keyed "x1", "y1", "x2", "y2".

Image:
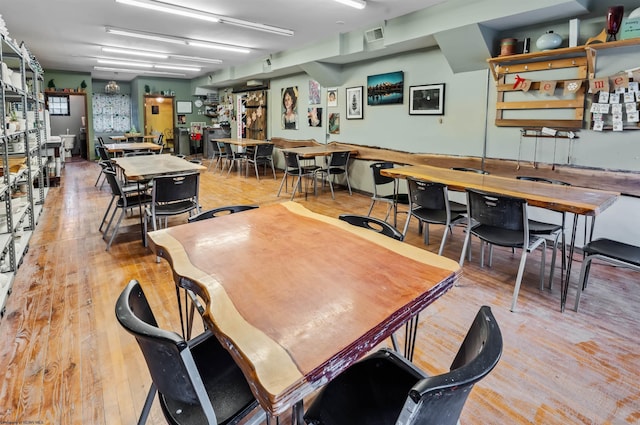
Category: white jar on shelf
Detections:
[{"x1": 536, "y1": 30, "x2": 562, "y2": 50}]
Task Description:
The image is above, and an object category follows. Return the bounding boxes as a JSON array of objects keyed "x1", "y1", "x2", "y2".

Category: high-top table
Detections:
[
  {"x1": 147, "y1": 201, "x2": 460, "y2": 423},
  {"x1": 381, "y1": 164, "x2": 620, "y2": 312}
]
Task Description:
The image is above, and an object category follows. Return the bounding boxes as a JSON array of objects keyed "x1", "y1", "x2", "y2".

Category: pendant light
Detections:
[{"x1": 105, "y1": 80, "x2": 121, "y2": 94}]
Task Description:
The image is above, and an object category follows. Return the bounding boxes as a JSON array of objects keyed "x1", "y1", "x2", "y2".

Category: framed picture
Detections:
[
  {"x1": 327, "y1": 88, "x2": 338, "y2": 107},
  {"x1": 346, "y1": 86, "x2": 363, "y2": 119},
  {"x1": 409, "y1": 84, "x2": 445, "y2": 115},
  {"x1": 367, "y1": 71, "x2": 404, "y2": 105},
  {"x1": 176, "y1": 101, "x2": 192, "y2": 114}
]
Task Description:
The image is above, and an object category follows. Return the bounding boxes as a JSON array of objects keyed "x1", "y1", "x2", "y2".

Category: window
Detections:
[{"x1": 48, "y1": 95, "x2": 70, "y2": 116}]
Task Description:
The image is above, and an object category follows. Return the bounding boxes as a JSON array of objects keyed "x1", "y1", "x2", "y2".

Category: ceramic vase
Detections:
[
  {"x1": 606, "y1": 5, "x2": 624, "y2": 41},
  {"x1": 536, "y1": 30, "x2": 562, "y2": 50}
]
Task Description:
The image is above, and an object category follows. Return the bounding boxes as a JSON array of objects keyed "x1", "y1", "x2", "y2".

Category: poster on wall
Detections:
[
  {"x1": 281, "y1": 86, "x2": 299, "y2": 129},
  {"x1": 327, "y1": 88, "x2": 338, "y2": 107},
  {"x1": 308, "y1": 107, "x2": 322, "y2": 127},
  {"x1": 309, "y1": 80, "x2": 321, "y2": 105},
  {"x1": 328, "y1": 112, "x2": 340, "y2": 134},
  {"x1": 367, "y1": 71, "x2": 404, "y2": 105},
  {"x1": 346, "y1": 86, "x2": 363, "y2": 119}
]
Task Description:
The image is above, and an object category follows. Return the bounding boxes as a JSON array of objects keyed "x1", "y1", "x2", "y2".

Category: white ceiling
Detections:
[{"x1": 0, "y1": 0, "x2": 446, "y2": 81}]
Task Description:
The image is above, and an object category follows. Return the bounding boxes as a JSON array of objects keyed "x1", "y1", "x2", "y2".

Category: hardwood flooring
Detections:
[{"x1": 0, "y1": 158, "x2": 638, "y2": 424}]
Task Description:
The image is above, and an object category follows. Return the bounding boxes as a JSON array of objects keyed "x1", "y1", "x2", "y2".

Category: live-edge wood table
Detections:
[
  {"x1": 147, "y1": 201, "x2": 460, "y2": 423},
  {"x1": 381, "y1": 164, "x2": 620, "y2": 312}
]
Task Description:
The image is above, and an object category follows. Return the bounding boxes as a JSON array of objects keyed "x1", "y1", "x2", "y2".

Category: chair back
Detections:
[
  {"x1": 407, "y1": 178, "x2": 448, "y2": 211},
  {"x1": 467, "y1": 188, "x2": 526, "y2": 232},
  {"x1": 339, "y1": 214, "x2": 404, "y2": 241},
  {"x1": 103, "y1": 169, "x2": 125, "y2": 198},
  {"x1": 188, "y1": 205, "x2": 259, "y2": 223},
  {"x1": 370, "y1": 162, "x2": 395, "y2": 186},
  {"x1": 97, "y1": 136, "x2": 105, "y2": 146},
  {"x1": 96, "y1": 145, "x2": 111, "y2": 161},
  {"x1": 223, "y1": 142, "x2": 235, "y2": 159},
  {"x1": 255, "y1": 143, "x2": 274, "y2": 158},
  {"x1": 283, "y1": 151, "x2": 301, "y2": 170},
  {"x1": 329, "y1": 151, "x2": 350, "y2": 168},
  {"x1": 402, "y1": 306, "x2": 502, "y2": 425},
  {"x1": 115, "y1": 280, "x2": 204, "y2": 406},
  {"x1": 152, "y1": 172, "x2": 199, "y2": 205}
]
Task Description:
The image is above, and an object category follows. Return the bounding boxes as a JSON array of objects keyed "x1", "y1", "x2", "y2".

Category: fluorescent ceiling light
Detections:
[
  {"x1": 115, "y1": 0, "x2": 220, "y2": 23},
  {"x1": 106, "y1": 27, "x2": 250, "y2": 53},
  {"x1": 102, "y1": 46, "x2": 168, "y2": 59},
  {"x1": 105, "y1": 27, "x2": 184, "y2": 45},
  {"x1": 94, "y1": 66, "x2": 186, "y2": 77},
  {"x1": 171, "y1": 55, "x2": 222, "y2": 64},
  {"x1": 187, "y1": 41, "x2": 250, "y2": 54},
  {"x1": 334, "y1": 0, "x2": 366, "y2": 9},
  {"x1": 154, "y1": 64, "x2": 201, "y2": 72},
  {"x1": 97, "y1": 59, "x2": 153, "y2": 68},
  {"x1": 115, "y1": 0, "x2": 293, "y2": 36}
]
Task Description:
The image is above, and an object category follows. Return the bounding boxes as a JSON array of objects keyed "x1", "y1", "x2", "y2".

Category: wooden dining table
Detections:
[
  {"x1": 147, "y1": 201, "x2": 460, "y2": 423},
  {"x1": 213, "y1": 137, "x2": 272, "y2": 147},
  {"x1": 281, "y1": 144, "x2": 357, "y2": 158},
  {"x1": 381, "y1": 164, "x2": 620, "y2": 312},
  {"x1": 103, "y1": 142, "x2": 162, "y2": 155},
  {"x1": 112, "y1": 154, "x2": 205, "y2": 181}
]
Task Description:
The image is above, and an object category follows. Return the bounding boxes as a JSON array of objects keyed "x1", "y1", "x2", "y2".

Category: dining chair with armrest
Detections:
[
  {"x1": 246, "y1": 143, "x2": 276, "y2": 180},
  {"x1": 303, "y1": 305, "x2": 503, "y2": 425},
  {"x1": 516, "y1": 176, "x2": 570, "y2": 290},
  {"x1": 574, "y1": 238, "x2": 640, "y2": 311},
  {"x1": 314, "y1": 151, "x2": 352, "y2": 199},
  {"x1": 143, "y1": 172, "x2": 200, "y2": 246},
  {"x1": 115, "y1": 280, "x2": 266, "y2": 425},
  {"x1": 403, "y1": 178, "x2": 466, "y2": 256},
  {"x1": 460, "y1": 189, "x2": 547, "y2": 311},
  {"x1": 367, "y1": 162, "x2": 409, "y2": 227}
]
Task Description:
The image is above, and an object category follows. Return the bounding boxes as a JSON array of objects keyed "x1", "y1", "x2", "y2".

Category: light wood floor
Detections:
[{"x1": 1, "y1": 158, "x2": 638, "y2": 424}]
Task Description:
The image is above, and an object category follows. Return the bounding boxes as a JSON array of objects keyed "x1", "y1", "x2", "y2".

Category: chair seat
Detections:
[
  {"x1": 528, "y1": 219, "x2": 562, "y2": 234},
  {"x1": 449, "y1": 200, "x2": 467, "y2": 213},
  {"x1": 583, "y1": 238, "x2": 640, "y2": 266},
  {"x1": 411, "y1": 207, "x2": 464, "y2": 225},
  {"x1": 153, "y1": 200, "x2": 199, "y2": 216},
  {"x1": 118, "y1": 193, "x2": 152, "y2": 207},
  {"x1": 160, "y1": 332, "x2": 260, "y2": 425},
  {"x1": 379, "y1": 193, "x2": 410, "y2": 204},
  {"x1": 470, "y1": 224, "x2": 525, "y2": 248}
]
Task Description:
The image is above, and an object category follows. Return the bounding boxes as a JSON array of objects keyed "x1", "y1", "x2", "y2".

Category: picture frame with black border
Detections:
[
  {"x1": 346, "y1": 86, "x2": 363, "y2": 120},
  {"x1": 409, "y1": 84, "x2": 445, "y2": 115}
]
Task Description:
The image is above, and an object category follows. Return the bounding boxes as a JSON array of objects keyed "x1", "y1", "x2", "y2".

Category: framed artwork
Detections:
[
  {"x1": 346, "y1": 86, "x2": 363, "y2": 119},
  {"x1": 309, "y1": 80, "x2": 321, "y2": 105},
  {"x1": 327, "y1": 88, "x2": 338, "y2": 107},
  {"x1": 282, "y1": 86, "x2": 299, "y2": 129},
  {"x1": 308, "y1": 107, "x2": 323, "y2": 127},
  {"x1": 409, "y1": 84, "x2": 445, "y2": 115},
  {"x1": 367, "y1": 71, "x2": 404, "y2": 105},
  {"x1": 176, "y1": 101, "x2": 192, "y2": 114},
  {"x1": 328, "y1": 112, "x2": 340, "y2": 134}
]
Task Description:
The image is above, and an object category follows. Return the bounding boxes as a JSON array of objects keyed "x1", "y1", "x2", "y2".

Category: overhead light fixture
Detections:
[
  {"x1": 102, "y1": 46, "x2": 168, "y2": 59},
  {"x1": 105, "y1": 27, "x2": 250, "y2": 53},
  {"x1": 105, "y1": 80, "x2": 121, "y2": 94},
  {"x1": 186, "y1": 40, "x2": 250, "y2": 54},
  {"x1": 334, "y1": 0, "x2": 366, "y2": 9},
  {"x1": 94, "y1": 66, "x2": 186, "y2": 77},
  {"x1": 114, "y1": 0, "x2": 293, "y2": 36},
  {"x1": 171, "y1": 54, "x2": 222, "y2": 64},
  {"x1": 154, "y1": 64, "x2": 201, "y2": 72},
  {"x1": 97, "y1": 59, "x2": 153, "y2": 68},
  {"x1": 115, "y1": 0, "x2": 220, "y2": 23}
]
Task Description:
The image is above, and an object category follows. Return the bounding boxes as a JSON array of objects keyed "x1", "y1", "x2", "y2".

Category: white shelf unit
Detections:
[{"x1": 0, "y1": 33, "x2": 46, "y2": 318}]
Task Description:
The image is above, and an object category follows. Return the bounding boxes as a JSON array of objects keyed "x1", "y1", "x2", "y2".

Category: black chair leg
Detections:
[{"x1": 137, "y1": 383, "x2": 157, "y2": 425}]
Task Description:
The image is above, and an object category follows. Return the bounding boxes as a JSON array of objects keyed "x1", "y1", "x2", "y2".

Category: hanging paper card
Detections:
[
  {"x1": 598, "y1": 91, "x2": 610, "y2": 103},
  {"x1": 539, "y1": 80, "x2": 557, "y2": 96}
]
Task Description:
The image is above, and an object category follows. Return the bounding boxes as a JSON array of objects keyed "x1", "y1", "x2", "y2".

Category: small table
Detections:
[
  {"x1": 381, "y1": 164, "x2": 620, "y2": 311},
  {"x1": 148, "y1": 201, "x2": 460, "y2": 422}
]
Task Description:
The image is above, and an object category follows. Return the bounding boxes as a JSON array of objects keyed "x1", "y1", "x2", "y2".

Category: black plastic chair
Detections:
[
  {"x1": 366, "y1": 162, "x2": 409, "y2": 227},
  {"x1": 207, "y1": 141, "x2": 224, "y2": 172},
  {"x1": 303, "y1": 305, "x2": 503, "y2": 425},
  {"x1": 144, "y1": 172, "x2": 200, "y2": 246},
  {"x1": 220, "y1": 142, "x2": 244, "y2": 176},
  {"x1": 460, "y1": 189, "x2": 546, "y2": 311},
  {"x1": 115, "y1": 280, "x2": 266, "y2": 425},
  {"x1": 102, "y1": 169, "x2": 153, "y2": 251},
  {"x1": 403, "y1": 178, "x2": 466, "y2": 255},
  {"x1": 188, "y1": 205, "x2": 259, "y2": 223},
  {"x1": 246, "y1": 143, "x2": 276, "y2": 180},
  {"x1": 517, "y1": 176, "x2": 570, "y2": 289},
  {"x1": 574, "y1": 238, "x2": 640, "y2": 311},
  {"x1": 339, "y1": 214, "x2": 403, "y2": 241},
  {"x1": 314, "y1": 151, "x2": 352, "y2": 199},
  {"x1": 277, "y1": 151, "x2": 319, "y2": 200},
  {"x1": 154, "y1": 133, "x2": 164, "y2": 154}
]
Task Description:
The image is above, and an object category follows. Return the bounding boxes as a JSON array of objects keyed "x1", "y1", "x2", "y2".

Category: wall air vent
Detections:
[{"x1": 365, "y1": 27, "x2": 384, "y2": 43}]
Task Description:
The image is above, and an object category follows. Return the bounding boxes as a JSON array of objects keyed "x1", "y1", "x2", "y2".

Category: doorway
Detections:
[
  {"x1": 144, "y1": 95, "x2": 175, "y2": 150},
  {"x1": 45, "y1": 92, "x2": 88, "y2": 159}
]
